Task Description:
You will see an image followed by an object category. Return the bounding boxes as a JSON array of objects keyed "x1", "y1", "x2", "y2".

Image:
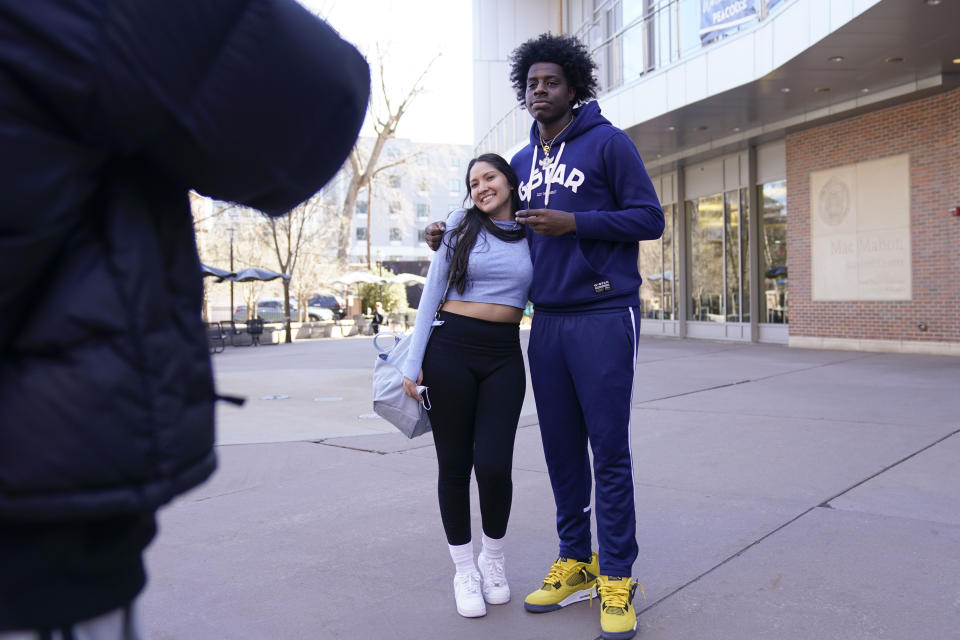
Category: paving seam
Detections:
[
  {"x1": 309, "y1": 441, "x2": 391, "y2": 455},
  {"x1": 635, "y1": 426, "x2": 960, "y2": 618},
  {"x1": 633, "y1": 352, "x2": 876, "y2": 406},
  {"x1": 816, "y1": 427, "x2": 960, "y2": 508},
  {"x1": 631, "y1": 404, "x2": 947, "y2": 428},
  {"x1": 308, "y1": 415, "x2": 541, "y2": 454},
  {"x1": 635, "y1": 343, "x2": 747, "y2": 364}
]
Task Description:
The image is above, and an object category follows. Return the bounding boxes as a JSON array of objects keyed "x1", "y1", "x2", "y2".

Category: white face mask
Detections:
[{"x1": 416, "y1": 385, "x2": 431, "y2": 409}]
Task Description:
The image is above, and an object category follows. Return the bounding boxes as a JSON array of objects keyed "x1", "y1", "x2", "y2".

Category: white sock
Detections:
[
  {"x1": 448, "y1": 541, "x2": 476, "y2": 574},
  {"x1": 481, "y1": 533, "x2": 505, "y2": 560}
]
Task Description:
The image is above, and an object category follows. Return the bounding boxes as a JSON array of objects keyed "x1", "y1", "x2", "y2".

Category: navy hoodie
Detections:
[{"x1": 511, "y1": 101, "x2": 664, "y2": 311}]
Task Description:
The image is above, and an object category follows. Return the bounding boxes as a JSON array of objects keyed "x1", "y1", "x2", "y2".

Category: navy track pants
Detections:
[{"x1": 528, "y1": 307, "x2": 639, "y2": 577}]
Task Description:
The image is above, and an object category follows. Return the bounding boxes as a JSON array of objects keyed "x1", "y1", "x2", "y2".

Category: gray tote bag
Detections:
[{"x1": 372, "y1": 331, "x2": 432, "y2": 438}]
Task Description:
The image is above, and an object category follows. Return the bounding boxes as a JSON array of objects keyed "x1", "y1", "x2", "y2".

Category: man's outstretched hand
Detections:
[
  {"x1": 516, "y1": 209, "x2": 576, "y2": 235},
  {"x1": 424, "y1": 221, "x2": 445, "y2": 251}
]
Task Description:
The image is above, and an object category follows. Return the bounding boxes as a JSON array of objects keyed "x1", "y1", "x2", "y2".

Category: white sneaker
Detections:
[
  {"x1": 477, "y1": 551, "x2": 511, "y2": 605},
  {"x1": 453, "y1": 571, "x2": 486, "y2": 618}
]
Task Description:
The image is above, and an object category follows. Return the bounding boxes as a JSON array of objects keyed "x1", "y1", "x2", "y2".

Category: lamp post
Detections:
[
  {"x1": 375, "y1": 249, "x2": 384, "y2": 306},
  {"x1": 227, "y1": 226, "x2": 236, "y2": 320}
]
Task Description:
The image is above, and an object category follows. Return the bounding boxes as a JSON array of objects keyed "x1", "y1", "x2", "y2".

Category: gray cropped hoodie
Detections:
[{"x1": 401, "y1": 209, "x2": 532, "y2": 381}]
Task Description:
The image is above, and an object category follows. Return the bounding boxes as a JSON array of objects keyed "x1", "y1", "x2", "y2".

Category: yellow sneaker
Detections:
[
  {"x1": 523, "y1": 553, "x2": 599, "y2": 613},
  {"x1": 597, "y1": 575, "x2": 643, "y2": 639}
]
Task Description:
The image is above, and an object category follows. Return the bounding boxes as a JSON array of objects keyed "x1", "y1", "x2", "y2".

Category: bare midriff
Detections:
[{"x1": 440, "y1": 300, "x2": 523, "y2": 324}]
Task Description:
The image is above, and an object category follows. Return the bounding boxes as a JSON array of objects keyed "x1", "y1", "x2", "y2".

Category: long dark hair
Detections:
[{"x1": 445, "y1": 153, "x2": 525, "y2": 295}]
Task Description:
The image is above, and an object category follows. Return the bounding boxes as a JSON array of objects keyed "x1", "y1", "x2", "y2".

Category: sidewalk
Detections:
[{"x1": 141, "y1": 335, "x2": 960, "y2": 639}]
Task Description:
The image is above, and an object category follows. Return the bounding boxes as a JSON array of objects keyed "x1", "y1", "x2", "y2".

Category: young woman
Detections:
[{"x1": 401, "y1": 153, "x2": 532, "y2": 618}]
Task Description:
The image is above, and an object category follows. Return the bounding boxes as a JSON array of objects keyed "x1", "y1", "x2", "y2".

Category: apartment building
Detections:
[{"x1": 324, "y1": 137, "x2": 474, "y2": 267}]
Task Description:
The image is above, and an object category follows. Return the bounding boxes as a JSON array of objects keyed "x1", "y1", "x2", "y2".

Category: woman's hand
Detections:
[{"x1": 402, "y1": 376, "x2": 422, "y2": 400}]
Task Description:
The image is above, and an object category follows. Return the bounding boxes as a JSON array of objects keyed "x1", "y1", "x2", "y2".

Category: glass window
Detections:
[
  {"x1": 417, "y1": 229, "x2": 427, "y2": 242},
  {"x1": 418, "y1": 179, "x2": 429, "y2": 193},
  {"x1": 724, "y1": 190, "x2": 741, "y2": 322},
  {"x1": 389, "y1": 201, "x2": 402, "y2": 214},
  {"x1": 687, "y1": 194, "x2": 723, "y2": 321},
  {"x1": 416, "y1": 203, "x2": 430, "y2": 218},
  {"x1": 598, "y1": 6, "x2": 623, "y2": 92},
  {"x1": 766, "y1": 0, "x2": 787, "y2": 15},
  {"x1": 389, "y1": 175, "x2": 401, "y2": 188},
  {"x1": 685, "y1": 189, "x2": 750, "y2": 324},
  {"x1": 448, "y1": 179, "x2": 459, "y2": 195},
  {"x1": 654, "y1": 0, "x2": 676, "y2": 68},
  {"x1": 356, "y1": 200, "x2": 367, "y2": 214},
  {"x1": 389, "y1": 227, "x2": 403, "y2": 241},
  {"x1": 638, "y1": 203, "x2": 677, "y2": 320},
  {"x1": 639, "y1": 238, "x2": 661, "y2": 319},
  {"x1": 621, "y1": 0, "x2": 647, "y2": 82},
  {"x1": 355, "y1": 227, "x2": 367, "y2": 240},
  {"x1": 662, "y1": 204, "x2": 677, "y2": 319},
  {"x1": 760, "y1": 180, "x2": 788, "y2": 323},
  {"x1": 677, "y1": 0, "x2": 701, "y2": 59},
  {"x1": 740, "y1": 187, "x2": 750, "y2": 323}
]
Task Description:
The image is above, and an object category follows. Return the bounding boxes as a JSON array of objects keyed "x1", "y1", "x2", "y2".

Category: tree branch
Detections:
[{"x1": 370, "y1": 151, "x2": 424, "y2": 178}]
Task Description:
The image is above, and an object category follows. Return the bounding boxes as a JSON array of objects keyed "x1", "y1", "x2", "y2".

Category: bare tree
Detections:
[
  {"x1": 235, "y1": 217, "x2": 271, "y2": 320},
  {"x1": 190, "y1": 191, "x2": 241, "y2": 230},
  {"x1": 261, "y1": 192, "x2": 329, "y2": 342},
  {"x1": 336, "y1": 50, "x2": 438, "y2": 263},
  {"x1": 293, "y1": 252, "x2": 340, "y2": 320},
  {"x1": 191, "y1": 194, "x2": 246, "y2": 322},
  {"x1": 291, "y1": 197, "x2": 340, "y2": 319}
]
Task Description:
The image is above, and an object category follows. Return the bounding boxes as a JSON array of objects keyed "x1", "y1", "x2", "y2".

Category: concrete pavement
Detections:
[{"x1": 140, "y1": 333, "x2": 960, "y2": 639}]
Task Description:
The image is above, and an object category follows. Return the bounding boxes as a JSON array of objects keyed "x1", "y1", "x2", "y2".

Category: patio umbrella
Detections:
[
  {"x1": 386, "y1": 273, "x2": 426, "y2": 286},
  {"x1": 326, "y1": 272, "x2": 388, "y2": 319},
  {"x1": 201, "y1": 263, "x2": 236, "y2": 279},
  {"x1": 328, "y1": 271, "x2": 387, "y2": 286},
  {"x1": 220, "y1": 267, "x2": 290, "y2": 283}
]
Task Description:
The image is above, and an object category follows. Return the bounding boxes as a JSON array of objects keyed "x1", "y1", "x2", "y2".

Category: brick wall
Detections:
[{"x1": 786, "y1": 87, "x2": 960, "y2": 344}]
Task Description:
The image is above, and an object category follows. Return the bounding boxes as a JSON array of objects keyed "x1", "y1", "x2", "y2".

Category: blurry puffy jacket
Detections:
[{"x1": 0, "y1": 0, "x2": 370, "y2": 520}]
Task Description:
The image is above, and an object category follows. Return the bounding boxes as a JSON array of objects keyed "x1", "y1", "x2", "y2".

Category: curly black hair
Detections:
[{"x1": 509, "y1": 33, "x2": 598, "y2": 107}]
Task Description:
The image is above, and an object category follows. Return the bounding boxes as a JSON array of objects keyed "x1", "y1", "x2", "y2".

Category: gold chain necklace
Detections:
[{"x1": 538, "y1": 115, "x2": 575, "y2": 161}]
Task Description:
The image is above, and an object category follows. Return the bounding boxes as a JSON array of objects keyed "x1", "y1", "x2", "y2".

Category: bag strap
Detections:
[
  {"x1": 373, "y1": 331, "x2": 403, "y2": 354},
  {"x1": 435, "y1": 275, "x2": 452, "y2": 324},
  {"x1": 375, "y1": 270, "x2": 451, "y2": 358}
]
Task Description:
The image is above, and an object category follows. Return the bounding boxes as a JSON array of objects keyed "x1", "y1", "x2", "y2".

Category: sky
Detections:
[{"x1": 300, "y1": 0, "x2": 474, "y2": 145}]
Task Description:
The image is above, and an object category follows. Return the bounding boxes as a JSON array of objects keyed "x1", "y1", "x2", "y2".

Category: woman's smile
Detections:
[{"x1": 469, "y1": 161, "x2": 513, "y2": 219}]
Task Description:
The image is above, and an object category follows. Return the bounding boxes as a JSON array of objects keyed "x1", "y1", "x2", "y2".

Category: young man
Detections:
[{"x1": 427, "y1": 33, "x2": 663, "y2": 640}]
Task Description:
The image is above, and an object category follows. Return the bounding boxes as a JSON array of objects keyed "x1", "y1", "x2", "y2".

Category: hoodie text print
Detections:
[{"x1": 510, "y1": 101, "x2": 665, "y2": 311}]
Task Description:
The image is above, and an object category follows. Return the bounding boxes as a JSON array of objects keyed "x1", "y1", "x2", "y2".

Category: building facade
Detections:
[
  {"x1": 326, "y1": 137, "x2": 474, "y2": 267},
  {"x1": 473, "y1": 0, "x2": 959, "y2": 356}
]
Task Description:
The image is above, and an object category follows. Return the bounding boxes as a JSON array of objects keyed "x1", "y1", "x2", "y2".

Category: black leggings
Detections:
[{"x1": 421, "y1": 311, "x2": 525, "y2": 546}]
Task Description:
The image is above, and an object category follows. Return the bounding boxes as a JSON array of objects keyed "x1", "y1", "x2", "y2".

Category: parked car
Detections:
[
  {"x1": 234, "y1": 299, "x2": 298, "y2": 323},
  {"x1": 305, "y1": 306, "x2": 334, "y2": 322},
  {"x1": 307, "y1": 293, "x2": 345, "y2": 320}
]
